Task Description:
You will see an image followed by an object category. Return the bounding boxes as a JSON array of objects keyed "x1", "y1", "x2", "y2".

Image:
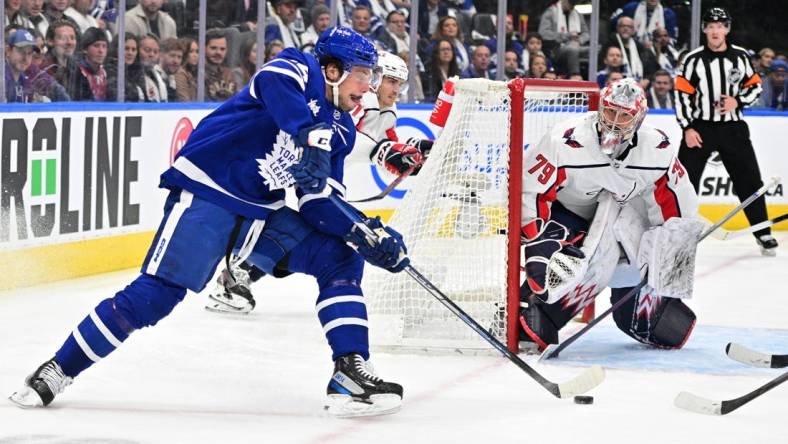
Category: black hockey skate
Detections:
[
  {"x1": 325, "y1": 353, "x2": 403, "y2": 418},
  {"x1": 8, "y1": 358, "x2": 72, "y2": 408},
  {"x1": 205, "y1": 266, "x2": 257, "y2": 314},
  {"x1": 757, "y1": 234, "x2": 778, "y2": 257}
]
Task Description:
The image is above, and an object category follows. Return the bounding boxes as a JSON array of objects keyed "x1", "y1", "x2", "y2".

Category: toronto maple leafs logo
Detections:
[
  {"x1": 655, "y1": 129, "x2": 670, "y2": 149},
  {"x1": 256, "y1": 130, "x2": 301, "y2": 190},
  {"x1": 308, "y1": 99, "x2": 320, "y2": 117},
  {"x1": 563, "y1": 127, "x2": 583, "y2": 148}
]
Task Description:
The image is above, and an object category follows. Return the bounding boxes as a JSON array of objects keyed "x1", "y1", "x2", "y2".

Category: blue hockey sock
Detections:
[
  {"x1": 316, "y1": 280, "x2": 370, "y2": 361},
  {"x1": 55, "y1": 298, "x2": 133, "y2": 378}
]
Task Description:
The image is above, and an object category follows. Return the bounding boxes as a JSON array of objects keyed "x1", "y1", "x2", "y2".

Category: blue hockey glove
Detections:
[
  {"x1": 287, "y1": 123, "x2": 333, "y2": 194},
  {"x1": 345, "y1": 217, "x2": 410, "y2": 273},
  {"x1": 522, "y1": 219, "x2": 585, "y2": 296}
]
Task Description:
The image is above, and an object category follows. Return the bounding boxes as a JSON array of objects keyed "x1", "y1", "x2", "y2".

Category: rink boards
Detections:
[{"x1": 0, "y1": 103, "x2": 786, "y2": 289}]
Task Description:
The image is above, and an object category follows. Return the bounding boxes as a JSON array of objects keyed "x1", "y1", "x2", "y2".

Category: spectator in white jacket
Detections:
[{"x1": 124, "y1": 0, "x2": 177, "y2": 41}]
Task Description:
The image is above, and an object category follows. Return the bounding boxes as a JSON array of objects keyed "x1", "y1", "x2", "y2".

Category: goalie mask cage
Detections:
[{"x1": 363, "y1": 78, "x2": 599, "y2": 354}]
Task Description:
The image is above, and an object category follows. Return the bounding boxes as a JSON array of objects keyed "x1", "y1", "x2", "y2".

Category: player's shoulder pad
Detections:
[
  {"x1": 277, "y1": 47, "x2": 311, "y2": 64},
  {"x1": 360, "y1": 91, "x2": 380, "y2": 111},
  {"x1": 255, "y1": 47, "x2": 315, "y2": 93},
  {"x1": 549, "y1": 113, "x2": 595, "y2": 151},
  {"x1": 729, "y1": 45, "x2": 751, "y2": 57},
  {"x1": 682, "y1": 46, "x2": 705, "y2": 62},
  {"x1": 637, "y1": 123, "x2": 676, "y2": 157}
]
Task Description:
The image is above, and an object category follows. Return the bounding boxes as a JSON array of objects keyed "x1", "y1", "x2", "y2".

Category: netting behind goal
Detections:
[{"x1": 363, "y1": 78, "x2": 599, "y2": 353}]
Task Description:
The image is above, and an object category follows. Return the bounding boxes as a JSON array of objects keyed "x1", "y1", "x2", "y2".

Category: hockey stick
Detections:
[
  {"x1": 540, "y1": 176, "x2": 781, "y2": 361},
  {"x1": 674, "y1": 370, "x2": 788, "y2": 415},
  {"x1": 709, "y1": 213, "x2": 788, "y2": 241},
  {"x1": 726, "y1": 343, "x2": 788, "y2": 369},
  {"x1": 328, "y1": 194, "x2": 605, "y2": 399},
  {"x1": 349, "y1": 163, "x2": 419, "y2": 203}
]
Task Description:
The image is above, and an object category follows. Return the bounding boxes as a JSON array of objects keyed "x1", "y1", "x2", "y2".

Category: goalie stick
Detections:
[
  {"x1": 328, "y1": 194, "x2": 605, "y2": 399},
  {"x1": 539, "y1": 176, "x2": 782, "y2": 361},
  {"x1": 726, "y1": 343, "x2": 788, "y2": 369},
  {"x1": 710, "y1": 213, "x2": 788, "y2": 241}
]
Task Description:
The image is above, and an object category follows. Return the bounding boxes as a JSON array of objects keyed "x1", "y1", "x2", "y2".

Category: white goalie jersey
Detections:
[
  {"x1": 522, "y1": 113, "x2": 701, "y2": 302},
  {"x1": 522, "y1": 113, "x2": 698, "y2": 225}
]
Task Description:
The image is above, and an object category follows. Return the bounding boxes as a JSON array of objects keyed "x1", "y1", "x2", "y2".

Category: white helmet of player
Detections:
[
  {"x1": 374, "y1": 50, "x2": 409, "y2": 87},
  {"x1": 597, "y1": 78, "x2": 647, "y2": 157}
]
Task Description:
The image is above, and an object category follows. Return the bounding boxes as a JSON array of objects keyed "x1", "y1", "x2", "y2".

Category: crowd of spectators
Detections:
[{"x1": 3, "y1": 0, "x2": 787, "y2": 110}]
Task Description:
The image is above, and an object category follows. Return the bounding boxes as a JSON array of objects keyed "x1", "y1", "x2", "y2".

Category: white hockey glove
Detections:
[
  {"x1": 370, "y1": 140, "x2": 424, "y2": 176},
  {"x1": 522, "y1": 219, "x2": 586, "y2": 303},
  {"x1": 637, "y1": 217, "x2": 705, "y2": 299},
  {"x1": 287, "y1": 123, "x2": 333, "y2": 194},
  {"x1": 345, "y1": 216, "x2": 410, "y2": 273}
]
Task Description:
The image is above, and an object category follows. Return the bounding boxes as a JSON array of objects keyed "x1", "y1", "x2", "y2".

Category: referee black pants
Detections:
[{"x1": 678, "y1": 120, "x2": 771, "y2": 238}]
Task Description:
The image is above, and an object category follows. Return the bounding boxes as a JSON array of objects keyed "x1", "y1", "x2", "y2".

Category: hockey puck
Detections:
[{"x1": 574, "y1": 395, "x2": 594, "y2": 405}]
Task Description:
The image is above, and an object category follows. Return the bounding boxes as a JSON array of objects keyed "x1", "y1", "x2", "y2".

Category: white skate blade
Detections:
[
  {"x1": 8, "y1": 386, "x2": 44, "y2": 408},
  {"x1": 204, "y1": 294, "x2": 254, "y2": 315},
  {"x1": 760, "y1": 246, "x2": 777, "y2": 257},
  {"x1": 204, "y1": 301, "x2": 253, "y2": 315},
  {"x1": 324, "y1": 394, "x2": 402, "y2": 418}
]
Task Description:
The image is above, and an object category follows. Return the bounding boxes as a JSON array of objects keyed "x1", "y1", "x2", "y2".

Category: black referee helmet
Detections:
[{"x1": 702, "y1": 7, "x2": 731, "y2": 27}]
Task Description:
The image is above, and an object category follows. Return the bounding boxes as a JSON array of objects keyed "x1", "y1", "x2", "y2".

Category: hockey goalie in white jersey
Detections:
[{"x1": 519, "y1": 78, "x2": 704, "y2": 352}]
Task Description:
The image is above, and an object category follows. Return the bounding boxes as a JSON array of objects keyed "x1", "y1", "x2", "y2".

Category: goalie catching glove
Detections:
[
  {"x1": 370, "y1": 140, "x2": 425, "y2": 176},
  {"x1": 345, "y1": 216, "x2": 410, "y2": 273},
  {"x1": 287, "y1": 123, "x2": 333, "y2": 193},
  {"x1": 522, "y1": 219, "x2": 586, "y2": 303}
]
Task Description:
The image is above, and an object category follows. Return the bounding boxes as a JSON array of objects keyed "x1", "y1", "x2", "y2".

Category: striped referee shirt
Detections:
[{"x1": 674, "y1": 44, "x2": 762, "y2": 129}]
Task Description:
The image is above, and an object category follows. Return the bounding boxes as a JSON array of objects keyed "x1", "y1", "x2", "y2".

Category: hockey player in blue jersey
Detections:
[{"x1": 9, "y1": 26, "x2": 410, "y2": 418}]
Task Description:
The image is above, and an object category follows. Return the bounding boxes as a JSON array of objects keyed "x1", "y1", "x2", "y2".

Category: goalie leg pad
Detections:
[
  {"x1": 519, "y1": 286, "x2": 593, "y2": 351},
  {"x1": 519, "y1": 295, "x2": 560, "y2": 350},
  {"x1": 610, "y1": 286, "x2": 696, "y2": 349}
]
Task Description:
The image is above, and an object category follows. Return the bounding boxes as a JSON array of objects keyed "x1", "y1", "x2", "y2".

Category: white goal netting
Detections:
[{"x1": 363, "y1": 78, "x2": 595, "y2": 353}]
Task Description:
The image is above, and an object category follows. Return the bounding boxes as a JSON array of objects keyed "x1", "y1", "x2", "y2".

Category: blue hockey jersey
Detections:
[{"x1": 161, "y1": 48, "x2": 357, "y2": 233}]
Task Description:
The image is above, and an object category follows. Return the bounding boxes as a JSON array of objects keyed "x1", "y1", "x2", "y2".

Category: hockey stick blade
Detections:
[
  {"x1": 328, "y1": 194, "x2": 604, "y2": 399},
  {"x1": 726, "y1": 343, "x2": 788, "y2": 369},
  {"x1": 551, "y1": 365, "x2": 606, "y2": 398},
  {"x1": 675, "y1": 371, "x2": 788, "y2": 415},
  {"x1": 348, "y1": 164, "x2": 418, "y2": 203}
]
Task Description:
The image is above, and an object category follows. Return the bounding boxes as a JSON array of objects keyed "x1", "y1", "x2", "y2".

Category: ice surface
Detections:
[{"x1": 0, "y1": 235, "x2": 786, "y2": 444}]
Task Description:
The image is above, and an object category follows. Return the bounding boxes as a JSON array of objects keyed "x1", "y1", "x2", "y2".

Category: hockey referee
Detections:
[{"x1": 674, "y1": 7, "x2": 778, "y2": 256}]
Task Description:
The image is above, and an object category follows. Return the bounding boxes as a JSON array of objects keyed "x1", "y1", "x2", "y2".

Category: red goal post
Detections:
[{"x1": 506, "y1": 79, "x2": 600, "y2": 352}]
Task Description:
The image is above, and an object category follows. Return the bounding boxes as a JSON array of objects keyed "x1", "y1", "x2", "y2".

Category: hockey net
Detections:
[{"x1": 363, "y1": 78, "x2": 599, "y2": 353}]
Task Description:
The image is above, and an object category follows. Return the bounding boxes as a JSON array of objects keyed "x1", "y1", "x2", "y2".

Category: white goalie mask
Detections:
[
  {"x1": 372, "y1": 50, "x2": 409, "y2": 91},
  {"x1": 597, "y1": 78, "x2": 647, "y2": 157}
]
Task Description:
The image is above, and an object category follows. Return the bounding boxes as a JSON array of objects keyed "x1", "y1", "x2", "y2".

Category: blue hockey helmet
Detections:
[{"x1": 315, "y1": 26, "x2": 378, "y2": 73}]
